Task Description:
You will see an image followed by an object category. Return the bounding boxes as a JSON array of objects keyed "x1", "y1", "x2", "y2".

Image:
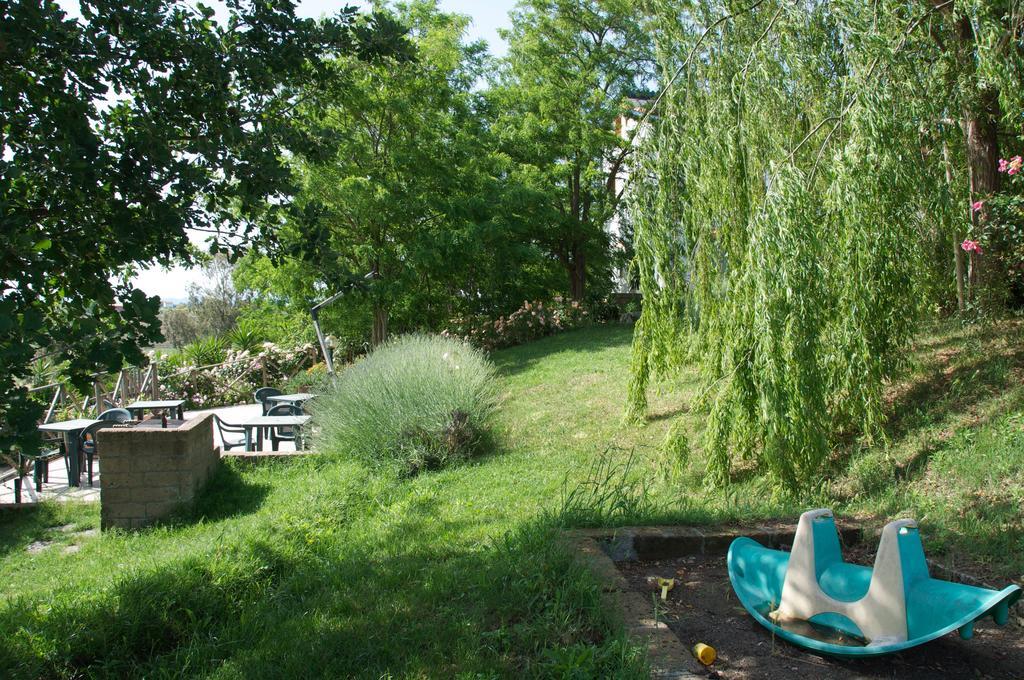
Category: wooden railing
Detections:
[
  {"x1": 28, "y1": 345, "x2": 319, "y2": 424},
  {"x1": 29, "y1": 363, "x2": 160, "y2": 423}
]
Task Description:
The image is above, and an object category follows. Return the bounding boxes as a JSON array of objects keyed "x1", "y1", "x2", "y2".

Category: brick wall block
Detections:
[
  {"x1": 97, "y1": 453, "x2": 130, "y2": 475},
  {"x1": 130, "y1": 450, "x2": 189, "y2": 473},
  {"x1": 142, "y1": 470, "x2": 187, "y2": 487},
  {"x1": 99, "y1": 487, "x2": 132, "y2": 504},
  {"x1": 145, "y1": 500, "x2": 181, "y2": 518},
  {"x1": 100, "y1": 415, "x2": 218, "y2": 530},
  {"x1": 131, "y1": 485, "x2": 185, "y2": 503},
  {"x1": 105, "y1": 501, "x2": 148, "y2": 519}
]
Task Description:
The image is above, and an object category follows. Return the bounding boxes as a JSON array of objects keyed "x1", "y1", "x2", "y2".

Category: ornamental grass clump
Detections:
[{"x1": 312, "y1": 334, "x2": 498, "y2": 475}]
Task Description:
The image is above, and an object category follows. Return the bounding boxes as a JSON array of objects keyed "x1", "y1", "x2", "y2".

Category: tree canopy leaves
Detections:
[
  {"x1": 0, "y1": 0, "x2": 405, "y2": 455},
  {"x1": 493, "y1": 0, "x2": 655, "y2": 300}
]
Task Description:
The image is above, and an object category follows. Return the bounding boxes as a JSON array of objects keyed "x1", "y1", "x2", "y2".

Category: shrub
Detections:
[
  {"x1": 226, "y1": 318, "x2": 268, "y2": 353},
  {"x1": 282, "y1": 362, "x2": 333, "y2": 394},
  {"x1": 159, "y1": 342, "x2": 320, "y2": 409},
  {"x1": 235, "y1": 301, "x2": 318, "y2": 347},
  {"x1": 182, "y1": 335, "x2": 229, "y2": 366},
  {"x1": 442, "y1": 298, "x2": 589, "y2": 351},
  {"x1": 312, "y1": 334, "x2": 498, "y2": 475},
  {"x1": 975, "y1": 152, "x2": 1024, "y2": 307}
]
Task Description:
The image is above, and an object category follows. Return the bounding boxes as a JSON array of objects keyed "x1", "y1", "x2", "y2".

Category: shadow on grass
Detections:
[
  {"x1": 645, "y1": 403, "x2": 690, "y2": 423},
  {"x1": 211, "y1": 503, "x2": 648, "y2": 679},
  {"x1": 910, "y1": 486, "x2": 1024, "y2": 582},
  {"x1": 0, "y1": 534, "x2": 298, "y2": 678},
  {"x1": 0, "y1": 490, "x2": 648, "y2": 679},
  {"x1": 186, "y1": 462, "x2": 271, "y2": 524},
  {"x1": 829, "y1": 321, "x2": 1024, "y2": 489},
  {"x1": 491, "y1": 324, "x2": 635, "y2": 378},
  {"x1": 0, "y1": 502, "x2": 96, "y2": 560},
  {"x1": 886, "y1": 345, "x2": 1024, "y2": 444}
]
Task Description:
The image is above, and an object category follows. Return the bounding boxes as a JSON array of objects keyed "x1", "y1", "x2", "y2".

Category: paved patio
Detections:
[
  {"x1": 0, "y1": 456, "x2": 102, "y2": 505},
  {"x1": 0, "y1": 403, "x2": 304, "y2": 505}
]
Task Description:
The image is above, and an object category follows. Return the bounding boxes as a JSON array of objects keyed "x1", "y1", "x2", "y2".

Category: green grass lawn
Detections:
[{"x1": 1, "y1": 321, "x2": 1021, "y2": 677}]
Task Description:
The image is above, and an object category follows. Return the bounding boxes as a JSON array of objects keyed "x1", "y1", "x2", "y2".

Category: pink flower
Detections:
[
  {"x1": 961, "y1": 239, "x2": 983, "y2": 255},
  {"x1": 999, "y1": 158, "x2": 1009, "y2": 173},
  {"x1": 971, "y1": 200, "x2": 984, "y2": 213}
]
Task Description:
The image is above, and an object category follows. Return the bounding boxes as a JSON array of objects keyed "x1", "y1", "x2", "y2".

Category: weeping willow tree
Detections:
[{"x1": 627, "y1": 0, "x2": 1024, "y2": 491}]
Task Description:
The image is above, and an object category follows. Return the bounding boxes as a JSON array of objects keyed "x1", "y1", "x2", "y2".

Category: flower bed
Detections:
[
  {"x1": 159, "y1": 342, "x2": 319, "y2": 409},
  {"x1": 442, "y1": 298, "x2": 589, "y2": 351}
]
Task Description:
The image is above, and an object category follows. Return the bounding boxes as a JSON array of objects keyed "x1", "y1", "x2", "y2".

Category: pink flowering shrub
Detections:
[
  {"x1": 997, "y1": 156, "x2": 1022, "y2": 176},
  {"x1": 961, "y1": 239, "x2": 983, "y2": 254},
  {"x1": 160, "y1": 342, "x2": 319, "y2": 408},
  {"x1": 442, "y1": 298, "x2": 589, "y2": 351},
  {"x1": 968, "y1": 153, "x2": 1024, "y2": 302}
]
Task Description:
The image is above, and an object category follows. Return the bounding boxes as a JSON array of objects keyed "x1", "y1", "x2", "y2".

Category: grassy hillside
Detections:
[{"x1": 0, "y1": 320, "x2": 1021, "y2": 677}]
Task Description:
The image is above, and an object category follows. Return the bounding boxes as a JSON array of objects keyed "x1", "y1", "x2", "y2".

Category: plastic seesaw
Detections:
[{"x1": 727, "y1": 509, "x2": 1021, "y2": 657}]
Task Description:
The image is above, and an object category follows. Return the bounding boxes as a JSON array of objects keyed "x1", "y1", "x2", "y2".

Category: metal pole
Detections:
[
  {"x1": 311, "y1": 308, "x2": 335, "y2": 375},
  {"x1": 308, "y1": 272, "x2": 375, "y2": 375}
]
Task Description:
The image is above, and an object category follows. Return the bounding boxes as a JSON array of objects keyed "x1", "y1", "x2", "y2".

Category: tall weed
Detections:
[{"x1": 557, "y1": 446, "x2": 659, "y2": 527}]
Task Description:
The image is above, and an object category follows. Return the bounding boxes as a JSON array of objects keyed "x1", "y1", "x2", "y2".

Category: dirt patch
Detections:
[{"x1": 619, "y1": 554, "x2": 1024, "y2": 680}]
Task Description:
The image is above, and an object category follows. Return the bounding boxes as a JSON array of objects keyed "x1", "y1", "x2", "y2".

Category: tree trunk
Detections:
[
  {"x1": 566, "y1": 161, "x2": 588, "y2": 302},
  {"x1": 372, "y1": 304, "x2": 388, "y2": 348},
  {"x1": 963, "y1": 91, "x2": 1002, "y2": 202},
  {"x1": 956, "y1": 15, "x2": 1003, "y2": 306},
  {"x1": 569, "y1": 244, "x2": 586, "y2": 301},
  {"x1": 962, "y1": 89, "x2": 1003, "y2": 306}
]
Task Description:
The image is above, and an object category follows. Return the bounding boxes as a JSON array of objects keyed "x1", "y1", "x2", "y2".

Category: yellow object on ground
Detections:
[{"x1": 692, "y1": 642, "x2": 716, "y2": 665}]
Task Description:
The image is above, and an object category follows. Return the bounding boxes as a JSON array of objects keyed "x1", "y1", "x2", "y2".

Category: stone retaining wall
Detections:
[{"x1": 98, "y1": 415, "x2": 219, "y2": 530}]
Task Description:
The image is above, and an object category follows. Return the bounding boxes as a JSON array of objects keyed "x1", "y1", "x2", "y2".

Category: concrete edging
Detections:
[
  {"x1": 562, "y1": 529, "x2": 699, "y2": 679},
  {"x1": 562, "y1": 523, "x2": 861, "y2": 679}
]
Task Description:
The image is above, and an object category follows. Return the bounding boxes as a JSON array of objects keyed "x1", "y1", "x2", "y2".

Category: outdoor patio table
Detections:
[
  {"x1": 124, "y1": 399, "x2": 186, "y2": 421},
  {"x1": 264, "y1": 393, "x2": 316, "y2": 411},
  {"x1": 37, "y1": 418, "x2": 101, "y2": 488},
  {"x1": 242, "y1": 415, "x2": 312, "y2": 452}
]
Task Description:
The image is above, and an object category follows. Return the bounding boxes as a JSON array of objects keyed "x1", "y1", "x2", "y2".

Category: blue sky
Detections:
[
  {"x1": 301, "y1": 1, "x2": 516, "y2": 56},
  {"x1": 123, "y1": 0, "x2": 520, "y2": 301}
]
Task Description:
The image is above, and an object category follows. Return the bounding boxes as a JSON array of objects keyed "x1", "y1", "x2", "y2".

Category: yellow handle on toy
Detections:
[
  {"x1": 656, "y1": 577, "x2": 675, "y2": 600},
  {"x1": 692, "y1": 642, "x2": 716, "y2": 666}
]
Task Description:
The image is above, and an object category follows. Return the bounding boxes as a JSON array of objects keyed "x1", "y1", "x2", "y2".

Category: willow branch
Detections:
[
  {"x1": 617, "y1": 0, "x2": 769, "y2": 198},
  {"x1": 740, "y1": 1, "x2": 791, "y2": 78},
  {"x1": 786, "y1": 0, "x2": 955, "y2": 184},
  {"x1": 633, "y1": 0, "x2": 769, "y2": 135}
]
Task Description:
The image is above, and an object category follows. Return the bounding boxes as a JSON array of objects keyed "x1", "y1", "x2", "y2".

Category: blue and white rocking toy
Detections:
[{"x1": 728, "y1": 509, "x2": 1021, "y2": 657}]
